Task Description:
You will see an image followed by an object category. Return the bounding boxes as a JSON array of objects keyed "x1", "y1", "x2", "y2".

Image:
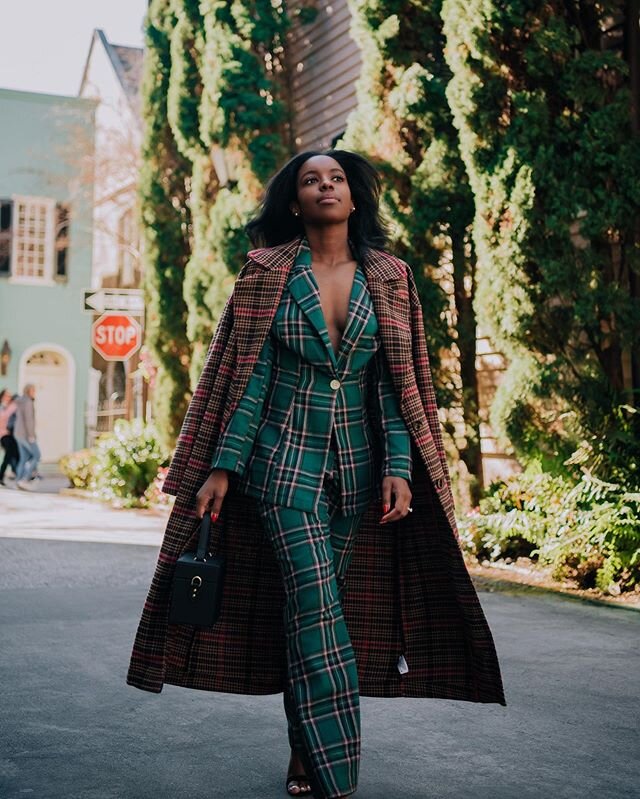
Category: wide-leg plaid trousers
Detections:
[{"x1": 256, "y1": 446, "x2": 365, "y2": 799}]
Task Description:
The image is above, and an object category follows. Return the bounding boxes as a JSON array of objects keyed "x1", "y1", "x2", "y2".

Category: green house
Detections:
[{"x1": 0, "y1": 87, "x2": 96, "y2": 461}]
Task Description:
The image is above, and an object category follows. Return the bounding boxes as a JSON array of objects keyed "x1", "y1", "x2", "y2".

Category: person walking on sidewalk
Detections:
[
  {"x1": 128, "y1": 150, "x2": 506, "y2": 799},
  {"x1": 14, "y1": 384, "x2": 40, "y2": 491},
  {"x1": 0, "y1": 389, "x2": 19, "y2": 486}
]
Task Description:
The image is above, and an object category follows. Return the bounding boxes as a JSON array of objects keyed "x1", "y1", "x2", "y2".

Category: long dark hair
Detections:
[{"x1": 245, "y1": 149, "x2": 391, "y2": 260}]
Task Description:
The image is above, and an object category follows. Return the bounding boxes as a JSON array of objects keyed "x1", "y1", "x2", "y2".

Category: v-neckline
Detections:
[{"x1": 306, "y1": 260, "x2": 360, "y2": 360}]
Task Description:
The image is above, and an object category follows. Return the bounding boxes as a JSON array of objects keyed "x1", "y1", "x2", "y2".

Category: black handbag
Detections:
[{"x1": 168, "y1": 512, "x2": 225, "y2": 627}]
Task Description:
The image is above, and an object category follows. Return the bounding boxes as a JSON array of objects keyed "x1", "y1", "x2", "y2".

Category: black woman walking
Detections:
[{"x1": 127, "y1": 150, "x2": 506, "y2": 799}]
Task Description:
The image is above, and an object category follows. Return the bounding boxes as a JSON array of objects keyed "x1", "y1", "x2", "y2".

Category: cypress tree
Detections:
[
  {"x1": 168, "y1": 0, "x2": 291, "y2": 380},
  {"x1": 140, "y1": 0, "x2": 193, "y2": 448},
  {"x1": 442, "y1": 2, "x2": 640, "y2": 475},
  {"x1": 342, "y1": 1, "x2": 483, "y2": 497}
]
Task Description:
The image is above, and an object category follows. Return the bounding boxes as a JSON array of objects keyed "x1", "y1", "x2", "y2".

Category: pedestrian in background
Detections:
[
  {"x1": 128, "y1": 150, "x2": 506, "y2": 799},
  {"x1": 14, "y1": 383, "x2": 40, "y2": 491},
  {"x1": 0, "y1": 389, "x2": 19, "y2": 486}
]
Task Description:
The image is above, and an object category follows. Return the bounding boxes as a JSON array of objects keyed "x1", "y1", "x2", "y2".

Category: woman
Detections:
[
  {"x1": 127, "y1": 150, "x2": 506, "y2": 799},
  {"x1": 0, "y1": 389, "x2": 19, "y2": 486}
]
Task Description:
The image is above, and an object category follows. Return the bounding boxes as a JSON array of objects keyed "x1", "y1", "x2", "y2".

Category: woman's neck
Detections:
[{"x1": 304, "y1": 225, "x2": 353, "y2": 267}]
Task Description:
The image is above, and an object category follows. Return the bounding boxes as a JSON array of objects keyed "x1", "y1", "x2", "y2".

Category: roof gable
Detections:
[{"x1": 79, "y1": 29, "x2": 143, "y2": 121}]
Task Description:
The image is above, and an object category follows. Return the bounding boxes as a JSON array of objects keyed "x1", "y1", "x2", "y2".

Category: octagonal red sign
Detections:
[{"x1": 92, "y1": 313, "x2": 142, "y2": 361}]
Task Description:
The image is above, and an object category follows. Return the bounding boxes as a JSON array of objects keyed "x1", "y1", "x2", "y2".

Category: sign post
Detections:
[{"x1": 91, "y1": 313, "x2": 142, "y2": 361}]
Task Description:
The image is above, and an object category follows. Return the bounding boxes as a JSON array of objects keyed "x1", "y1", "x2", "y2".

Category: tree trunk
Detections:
[
  {"x1": 627, "y1": 0, "x2": 640, "y2": 404},
  {"x1": 451, "y1": 228, "x2": 483, "y2": 498}
]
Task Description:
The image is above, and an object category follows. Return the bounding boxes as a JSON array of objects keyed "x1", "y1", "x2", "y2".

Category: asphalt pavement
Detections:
[{"x1": 0, "y1": 491, "x2": 638, "y2": 799}]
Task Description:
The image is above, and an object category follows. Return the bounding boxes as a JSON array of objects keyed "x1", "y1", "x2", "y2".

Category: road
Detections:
[{"x1": 0, "y1": 490, "x2": 638, "y2": 799}]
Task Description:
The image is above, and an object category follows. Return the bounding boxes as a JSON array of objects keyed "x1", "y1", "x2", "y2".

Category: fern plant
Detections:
[{"x1": 459, "y1": 468, "x2": 640, "y2": 593}]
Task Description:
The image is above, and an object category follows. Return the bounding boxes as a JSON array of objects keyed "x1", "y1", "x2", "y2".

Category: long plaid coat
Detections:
[
  {"x1": 209, "y1": 237, "x2": 413, "y2": 515},
  {"x1": 127, "y1": 237, "x2": 506, "y2": 706}
]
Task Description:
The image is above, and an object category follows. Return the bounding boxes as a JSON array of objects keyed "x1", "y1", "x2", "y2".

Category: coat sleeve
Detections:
[
  {"x1": 210, "y1": 334, "x2": 274, "y2": 477},
  {"x1": 375, "y1": 346, "x2": 413, "y2": 484}
]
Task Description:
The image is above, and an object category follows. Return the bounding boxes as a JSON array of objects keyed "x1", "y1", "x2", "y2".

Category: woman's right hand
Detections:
[{"x1": 195, "y1": 468, "x2": 229, "y2": 521}]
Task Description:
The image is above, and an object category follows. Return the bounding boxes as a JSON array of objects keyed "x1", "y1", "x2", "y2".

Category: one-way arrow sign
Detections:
[{"x1": 83, "y1": 288, "x2": 145, "y2": 315}]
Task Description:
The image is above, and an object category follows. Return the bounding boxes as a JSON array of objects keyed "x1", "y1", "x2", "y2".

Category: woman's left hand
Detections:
[{"x1": 380, "y1": 476, "x2": 412, "y2": 524}]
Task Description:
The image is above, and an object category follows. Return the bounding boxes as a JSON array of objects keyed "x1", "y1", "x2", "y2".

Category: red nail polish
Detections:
[
  {"x1": 383, "y1": 504, "x2": 390, "y2": 514},
  {"x1": 211, "y1": 512, "x2": 219, "y2": 522}
]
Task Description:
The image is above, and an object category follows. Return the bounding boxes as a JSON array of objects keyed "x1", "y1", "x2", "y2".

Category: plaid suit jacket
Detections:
[
  {"x1": 127, "y1": 237, "x2": 506, "y2": 707},
  {"x1": 210, "y1": 238, "x2": 412, "y2": 516}
]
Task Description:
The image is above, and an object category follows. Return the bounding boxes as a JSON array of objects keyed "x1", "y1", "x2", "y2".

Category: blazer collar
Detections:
[{"x1": 247, "y1": 236, "x2": 407, "y2": 283}]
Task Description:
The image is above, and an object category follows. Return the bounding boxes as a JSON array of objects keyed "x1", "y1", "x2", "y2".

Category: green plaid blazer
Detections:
[{"x1": 210, "y1": 239, "x2": 412, "y2": 516}]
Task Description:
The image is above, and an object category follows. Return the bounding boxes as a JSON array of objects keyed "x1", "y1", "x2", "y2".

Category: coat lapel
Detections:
[{"x1": 228, "y1": 239, "x2": 297, "y2": 409}]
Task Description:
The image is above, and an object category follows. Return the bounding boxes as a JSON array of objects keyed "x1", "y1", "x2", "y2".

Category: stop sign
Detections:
[{"x1": 92, "y1": 313, "x2": 142, "y2": 361}]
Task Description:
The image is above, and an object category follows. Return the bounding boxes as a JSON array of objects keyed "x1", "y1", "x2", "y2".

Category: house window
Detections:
[
  {"x1": 55, "y1": 202, "x2": 70, "y2": 280},
  {"x1": 12, "y1": 196, "x2": 55, "y2": 282},
  {"x1": 0, "y1": 196, "x2": 72, "y2": 284},
  {"x1": 0, "y1": 200, "x2": 11, "y2": 275}
]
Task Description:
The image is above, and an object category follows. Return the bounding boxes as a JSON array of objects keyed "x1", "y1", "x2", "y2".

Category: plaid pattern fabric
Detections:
[
  {"x1": 210, "y1": 238, "x2": 412, "y2": 515},
  {"x1": 127, "y1": 236, "x2": 506, "y2": 710},
  {"x1": 258, "y1": 446, "x2": 364, "y2": 799}
]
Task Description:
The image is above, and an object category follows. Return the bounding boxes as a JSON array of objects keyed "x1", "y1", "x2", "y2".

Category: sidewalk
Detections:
[
  {"x1": 0, "y1": 471, "x2": 165, "y2": 546},
  {"x1": 2, "y1": 462, "x2": 75, "y2": 495}
]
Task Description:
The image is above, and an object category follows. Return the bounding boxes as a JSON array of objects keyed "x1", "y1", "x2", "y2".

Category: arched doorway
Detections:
[{"x1": 18, "y1": 344, "x2": 75, "y2": 463}]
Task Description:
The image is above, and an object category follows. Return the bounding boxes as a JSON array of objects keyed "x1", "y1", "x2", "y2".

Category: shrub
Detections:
[
  {"x1": 59, "y1": 449, "x2": 96, "y2": 489},
  {"x1": 565, "y1": 402, "x2": 640, "y2": 491},
  {"x1": 458, "y1": 467, "x2": 640, "y2": 594},
  {"x1": 92, "y1": 419, "x2": 169, "y2": 507}
]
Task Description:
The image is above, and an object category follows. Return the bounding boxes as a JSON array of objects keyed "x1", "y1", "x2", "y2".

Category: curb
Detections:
[
  {"x1": 466, "y1": 562, "x2": 640, "y2": 613},
  {"x1": 58, "y1": 487, "x2": 172, "y2": 517}
]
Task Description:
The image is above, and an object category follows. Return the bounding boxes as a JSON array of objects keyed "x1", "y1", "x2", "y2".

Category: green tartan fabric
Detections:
[
  {"x1": 257, "y1": 446, "x2": 364, "y2": 799},
  {"x1": 211, "y1": 238, "x2": 412, "y2": 515}
]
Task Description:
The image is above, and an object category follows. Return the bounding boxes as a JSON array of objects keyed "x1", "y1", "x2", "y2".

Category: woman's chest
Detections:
[{"x1": 311, "y1": 263, "x2": 358, "y2": 340}]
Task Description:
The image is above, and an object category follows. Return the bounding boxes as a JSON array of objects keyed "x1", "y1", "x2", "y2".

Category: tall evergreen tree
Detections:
[
  {"x1": 168, "y1": 0, "x2": 292, "y2": 380},
  {"x1": 342, "y1": 1, "x2": 483, "y2": 496},
  {"x1": 442, "y1": 1, "x2": 640, "y2": 474},
  {"x1": 140, "y1": 0, "x2": 193, "y2": 448}
]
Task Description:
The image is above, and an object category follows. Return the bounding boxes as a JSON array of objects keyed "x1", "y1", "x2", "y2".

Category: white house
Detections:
[{"x1": 79, "y1": 29, "x2": 145, "y2": 438}]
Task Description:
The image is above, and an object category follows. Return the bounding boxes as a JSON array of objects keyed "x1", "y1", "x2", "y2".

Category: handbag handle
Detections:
[{"x1": 195, "y1": 511, "x2": 224, "y2": 561}]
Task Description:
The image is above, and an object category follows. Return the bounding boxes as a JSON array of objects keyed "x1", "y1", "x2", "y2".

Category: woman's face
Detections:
[
  {"x1": 1, "y1": 390, "x2": 10, "y2": 405},
  {"x1": 291, "y1": 155, "x2": 354, "y2": 226}
]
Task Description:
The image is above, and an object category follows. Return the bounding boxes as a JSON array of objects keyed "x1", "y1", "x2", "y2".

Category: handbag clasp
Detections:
[{"x1": 190, "y1": 574, "x2": 202, "y2": 600}]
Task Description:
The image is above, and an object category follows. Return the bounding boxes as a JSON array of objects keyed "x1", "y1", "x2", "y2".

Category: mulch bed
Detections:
[{"x1": 465, "y1": 556, "x2": 640, "y2": 612}]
